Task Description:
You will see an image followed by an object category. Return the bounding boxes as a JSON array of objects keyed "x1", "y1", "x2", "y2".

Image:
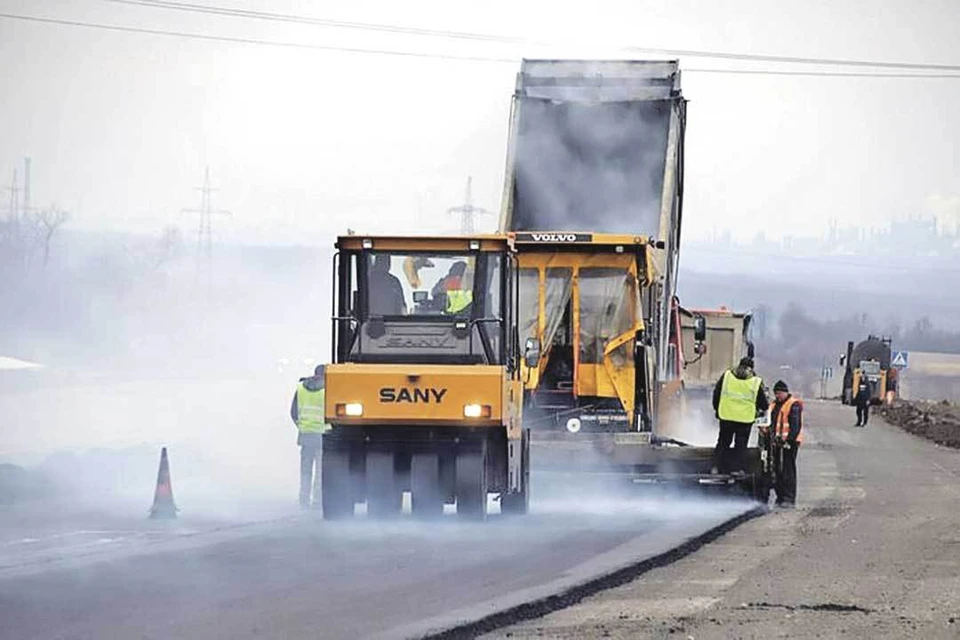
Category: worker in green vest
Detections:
[
  {"x1": 289, "y1": 364, "x2": 330, "y2": 509},
  {"x1": 711, "y1": 357, "x2": 768, "y2": 474},
  {"x1": 445, "y1": 289, "x2": 474, "y2": 314},
  {"x1": 432, "y1": 261, "x2": 474, "y2": 315}
]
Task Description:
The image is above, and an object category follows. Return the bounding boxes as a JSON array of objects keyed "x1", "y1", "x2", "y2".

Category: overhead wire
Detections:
[
  {"x1": 100, "y1": 0, "x2": 960, "y2": 73},
  {"x1": 103, "y1": 0, "x2": 540, "y2": 45},
  {"x1": 687, "y1": 68, "x2": 960, "y2": 79},
  {"x1": 1, "y1": 8, "x2": 959, "y2": 78},
  {"x1": 0, "y1": 11, "x2": 518, "y2": 62}
]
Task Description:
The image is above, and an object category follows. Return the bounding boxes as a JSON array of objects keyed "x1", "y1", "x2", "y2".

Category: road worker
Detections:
[
  {"x1": 854, "y1": 381, "x2": 871, "y2": 427},
  {"x1": 289, "y1": 364, "x2": 330, "y2": 510},
  {"x1": 712, "y1": 356, "x2": 768, "y2": 474},
  {"x1": 770, "y1": 379, "x2": 803, "y2": 508},
  {"x1": 432, "y1": 261, "x2": 473, "y2": 314}
]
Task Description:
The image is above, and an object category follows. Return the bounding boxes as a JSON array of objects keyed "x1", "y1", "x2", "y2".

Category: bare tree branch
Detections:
[{"x1": 32, "y1": 207, "x2": 69, "y2": 268}]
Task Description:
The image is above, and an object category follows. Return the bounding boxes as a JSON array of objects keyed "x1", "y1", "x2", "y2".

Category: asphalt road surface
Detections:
[
  {"x1": 487, "y1": 400, "x2": 960, "y2": 639},
  {"x1": 0, "y1": 477, "x2": 752, "y2": 640}
]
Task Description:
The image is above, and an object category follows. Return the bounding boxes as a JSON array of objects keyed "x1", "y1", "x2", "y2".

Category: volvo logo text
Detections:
[
  {"x1": 515, "y1": 232, "x2": 592, "y2": 243},
  {"x1": 531, "y1": 233, "x2": 577, "y2": 242}
]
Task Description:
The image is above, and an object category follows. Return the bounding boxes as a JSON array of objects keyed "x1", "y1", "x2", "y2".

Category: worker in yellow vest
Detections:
[
  {"x1": 770, "y1": 380, "x2": 803, "y2": 508},
  {"x1": 432, "y1": 261, "x2": 474, "y2": 315},
  {"x1": 289, "y1": 364, "x2": 330, "y2": 509},
  {"x1": 712, "y1": 357, "x2": 768, "y2": 474}
]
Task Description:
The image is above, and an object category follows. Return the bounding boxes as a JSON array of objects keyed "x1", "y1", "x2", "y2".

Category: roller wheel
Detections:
[
  {"x1": 366, "y1": 449, "x2": 401, "y2": 518},
  {"x1": 411, "y1": 452, "x2": 443, "y2": 518},
  {"x1": 321, "y1": 445, "x2": 355, "y2": 519},
  {"x1": 456, "y1": 444, "x2": 488, "y2": 520}
]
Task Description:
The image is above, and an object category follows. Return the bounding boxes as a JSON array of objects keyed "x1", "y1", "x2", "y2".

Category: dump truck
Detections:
[
  {"x1": 678, "y1": 306, "x2": 755, "y2": 403},
  {"x1": 321, "y1": 234, "x2": 531, "y2": 519},
  {"x1": 498, "y1": 59, "x2": 762, "y2": 492},
  {"x1": 841, "y1": 335, "x2": 897, "y2": 406}
]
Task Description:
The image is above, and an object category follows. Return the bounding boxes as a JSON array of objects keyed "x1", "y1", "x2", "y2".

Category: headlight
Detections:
[
  {"x1": 337, "y1": 402, "x2": 363, "y2": 417},
  {"x1": 464, "y1": 404, "x2": 491, "y2": 418},
  {"x1": 566, "y1": 417, "x2": 582, "y2": 433}
]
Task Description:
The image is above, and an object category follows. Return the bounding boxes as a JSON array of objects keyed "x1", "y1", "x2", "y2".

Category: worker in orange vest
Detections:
[{"x1": 770, "y1": 380, "x2": 803, "y2": 509}]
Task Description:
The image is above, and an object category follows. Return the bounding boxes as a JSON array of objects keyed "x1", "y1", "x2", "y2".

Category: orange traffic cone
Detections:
[{"x1": 149, "y1": 447, "x2": 178, "y2": 519}]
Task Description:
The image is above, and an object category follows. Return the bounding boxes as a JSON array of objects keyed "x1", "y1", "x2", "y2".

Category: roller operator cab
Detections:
[{"x1": 323, "y1": 234, "x2": 529, "y2": 520}]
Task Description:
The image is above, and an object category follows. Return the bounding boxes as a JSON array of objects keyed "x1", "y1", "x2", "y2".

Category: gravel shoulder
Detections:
[
  {"x1": 485, "y1": 400, "x2": 960, "y2": 640},
  {"x1": 880, "y1": 400, "x2": 960, "y2": 449}
]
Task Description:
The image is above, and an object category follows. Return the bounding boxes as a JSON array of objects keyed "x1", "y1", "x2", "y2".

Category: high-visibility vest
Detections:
[
  {"x1": 774, "y1": 396, "x2": 804, "y2": 443},
  {"x1": 296, "y1": 384, "x2": 330, "y2": 434},
  {"x1": 446, "y1": 289, "x2": 473, "y2": 314},
  {"x1": 718, "y1": 370, "x2": 762, "y2": 423}
]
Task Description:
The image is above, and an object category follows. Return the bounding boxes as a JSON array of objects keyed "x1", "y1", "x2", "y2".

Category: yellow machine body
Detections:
[{"x1": 325, "y1": 363, "x2": 523, "y2": 437}]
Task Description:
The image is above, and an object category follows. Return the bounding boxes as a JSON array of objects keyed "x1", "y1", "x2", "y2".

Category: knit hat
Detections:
[
  {"x1": 773, "y1": 380, "x2": 789, "y2": 393},
  {"x1": 739, "y1": 357, "x2": 755, "y2": 369}
]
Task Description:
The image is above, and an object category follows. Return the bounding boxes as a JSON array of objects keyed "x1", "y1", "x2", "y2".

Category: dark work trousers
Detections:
[
  {"x1": 775, "y1": 443, "x2": 800, "y2": 504},
  {"x1": 714, "y1": 420, "x2": 753, "y2": 472},
  {"x1": 856, "y1": 403, "x2": 870, "y2": 426},
  {"x1": 298, "y1": 433, "x2": 323, "y2": 508}
]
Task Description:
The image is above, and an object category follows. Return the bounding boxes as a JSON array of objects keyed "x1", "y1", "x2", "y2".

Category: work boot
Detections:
[{"x1": 855, "y1": 422, "x2": 861, "y2": 427}]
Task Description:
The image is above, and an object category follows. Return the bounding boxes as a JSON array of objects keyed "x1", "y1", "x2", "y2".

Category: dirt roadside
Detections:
[
  {"x1": 879, "y1": 400, "x2": 960, "y2": 449},
  {"x1": 482, "y1": 400, "x2": 960, "y2": 640}
]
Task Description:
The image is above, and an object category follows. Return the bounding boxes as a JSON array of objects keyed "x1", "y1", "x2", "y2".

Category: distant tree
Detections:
[{"x1": 32, "y1": 207, "x2": 69, "y2": 268}]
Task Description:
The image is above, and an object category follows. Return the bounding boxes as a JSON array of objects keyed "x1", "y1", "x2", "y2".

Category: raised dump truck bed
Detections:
[
  {"x1": 500, "y1": 58, "x2": 686, "y2": 423},
  {"x1": 498, "y1": 60, "x2": 761, "y2": 494}
]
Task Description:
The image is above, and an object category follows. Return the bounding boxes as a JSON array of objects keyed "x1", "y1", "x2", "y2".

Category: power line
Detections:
[
  {"x1": 0, "y1": 12, "x2": 517, "y2": 63},
  {"x1": 104, "y1": 0, "x2": 534, "y2": 45},
  {"x1": 687, "y1": 68, "x2": 960, "y2": 79},
  {"x1": 101, "y1": 0, "x2": 960, "y2": 72},
  {"x1": 4, "y1": 10, "x2": 960, "y2": 78}
]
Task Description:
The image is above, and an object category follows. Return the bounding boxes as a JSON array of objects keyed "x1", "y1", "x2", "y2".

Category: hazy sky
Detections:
[{"x1": 2, "y1": 0, "x2": 959, "y2": 246}]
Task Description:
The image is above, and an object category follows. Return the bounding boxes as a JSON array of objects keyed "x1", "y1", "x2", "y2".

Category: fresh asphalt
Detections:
[{"x1": 0, "y1": 480, "x2": 752, "y2": 639}]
